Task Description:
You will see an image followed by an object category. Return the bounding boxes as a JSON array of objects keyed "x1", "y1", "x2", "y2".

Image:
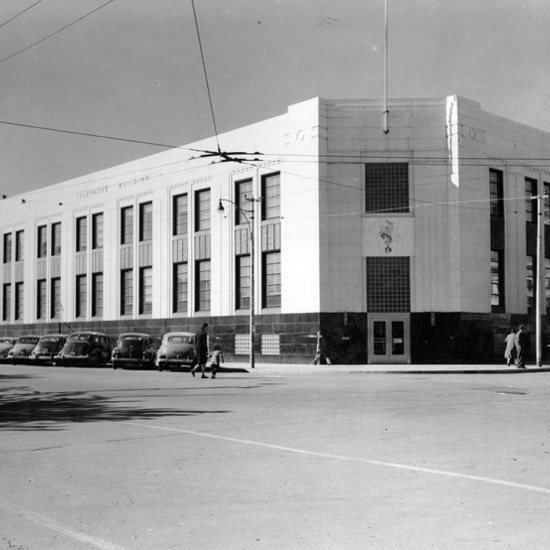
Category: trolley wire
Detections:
[{"x1": 0, "y1": 0, "x2": 116, "y2": 65}]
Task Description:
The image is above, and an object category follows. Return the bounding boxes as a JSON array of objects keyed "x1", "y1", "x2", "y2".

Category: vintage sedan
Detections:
[
  {"x1": 112, "y1": 333, "x2": 157, "y2": 370},
  {"x1": 7, "y1": 335, "x2": 40, "y2": 364},
  {"x1": 56, "y1": 331, "x2": 112, "y2": 367},
  {"x1": 156, "y1": 332, "x2": 196, "y2": 371},
  {"x1": 0, "y1": 337, "x2": 17, "y2": 361},
  {"x1": 30, "y1": 334, "x2": 69, "y2": 365}
]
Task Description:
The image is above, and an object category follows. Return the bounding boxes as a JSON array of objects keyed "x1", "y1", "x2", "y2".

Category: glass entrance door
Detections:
[{"x1": 368, "y1": 314, "x2": 410, "y2": 364}]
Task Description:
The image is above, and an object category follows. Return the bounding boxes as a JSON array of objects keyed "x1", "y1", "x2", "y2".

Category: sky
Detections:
[{"x1": 1, "y1": 0, "x2": 550, "y2": 198}]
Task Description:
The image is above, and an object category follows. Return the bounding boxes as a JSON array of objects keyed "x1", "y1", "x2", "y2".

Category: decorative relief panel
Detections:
[
  {"x1": 235, "y1": 227, "x2": 250, "y2": 255},
  {"x1": 194, "y1": 234, "x2": 211, "y2": 260},
  {"x1": 362, "y1": 217, "x2": 415, "y2": 257},
  {"x1": 139, "y1": 243, "x2": 152, "y2": 267},
  {"x1": 51, "y1": 257, "x2": 61, "y2": 278},
  {"x1": 91, "y1": 250, "x2": 103, "y2": 273},
  {"x1": 14, "y1": 263, "x2": 24, "y2": 282},
  {"x1": 75, "y1": 253, "x2": 87, "y2": 275},
  {"x1": 172, "y1": 236, "x2": 188, "y2": 262},
  {"x1": 120, "y1": 245, "x2": 133, "y2": 269},
  {"x1": 261, "y1": 222, "x2": 281, "y2": 252}
]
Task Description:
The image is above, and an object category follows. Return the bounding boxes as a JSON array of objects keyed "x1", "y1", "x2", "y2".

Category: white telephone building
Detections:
[{"x1": 1, "y1": 95, "x2": 549, "y2": 364}]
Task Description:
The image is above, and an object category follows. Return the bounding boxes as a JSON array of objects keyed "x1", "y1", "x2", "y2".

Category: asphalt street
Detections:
[{"x1": 1, "y1": 363, "x2": 549, "y2": 550}]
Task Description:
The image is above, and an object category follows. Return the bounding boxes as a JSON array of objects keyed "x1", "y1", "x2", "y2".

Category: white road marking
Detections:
[
  {"x1": 127, "y1": 422, "x2": 550, "y2": 495},
  {"x1": 0, "y1": 497, "x2": 125, "y2": 550}
]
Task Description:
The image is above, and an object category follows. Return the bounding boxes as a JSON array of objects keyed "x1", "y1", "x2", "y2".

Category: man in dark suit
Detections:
[
  {"x1": 515, "y1": 325, "x2": 528, "y2": 369},
  {"x1": 191, "y1": 322, "x2": 209, "y2": 378}
]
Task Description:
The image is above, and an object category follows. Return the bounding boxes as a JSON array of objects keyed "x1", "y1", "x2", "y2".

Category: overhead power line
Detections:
[
  {"x1": 190, "y1": 0, "x2": 220, "y2": 151},
  {"x1": 0, "y1": 0, "x2": 44, "y2": 30},
  {"x1": 0, "y1": 119, "x2": 196, "y2": 152},
  {"x1": 0, "y1": 0, "x2": 116, "y2": 65}
]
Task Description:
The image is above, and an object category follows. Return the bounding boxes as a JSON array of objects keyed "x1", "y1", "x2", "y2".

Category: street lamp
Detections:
[{"x1": 218, "y1": 195, "x2": 261, "y2": 369}]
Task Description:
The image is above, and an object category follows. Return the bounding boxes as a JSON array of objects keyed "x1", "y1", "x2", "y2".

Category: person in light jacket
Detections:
[{"x1": 504, "y1": 328, "x2": 517, "y2": 367}]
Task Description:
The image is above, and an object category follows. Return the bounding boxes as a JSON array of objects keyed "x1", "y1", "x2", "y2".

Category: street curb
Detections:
[{"x1": 232, "y1": 365, "x2": 550, "y2": 375}]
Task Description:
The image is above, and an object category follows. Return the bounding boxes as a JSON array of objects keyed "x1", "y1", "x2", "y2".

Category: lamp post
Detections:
[{"x1": 218, "y1": 195, "x2": 261, "y2": 369}]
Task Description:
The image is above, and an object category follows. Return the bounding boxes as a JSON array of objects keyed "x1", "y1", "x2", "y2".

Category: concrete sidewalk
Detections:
[{"x1": 220, "y1": 362, "x2": 550, "y2": 375}]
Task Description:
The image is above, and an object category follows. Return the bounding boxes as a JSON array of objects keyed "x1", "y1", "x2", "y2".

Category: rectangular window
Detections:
[
  {"x1": 121, "y1": 269, "x2": 133, "y2": 315},
  {"x1": 546, "y1": 258, "x2": 550, "y2": 312},
  {"x1": 173, "y1": 194, "x2": 188, "y2": 236},
  {"x1": 366, "y1": 257, "x2": 411, "y2": 312},
  {"x1": 139, "y1": 267, "x2": 153, "y2": 314},
  {"x1": 173, "y1": 262, "x2": 188, "y2": 313},
  {"x1": 51, "y1": 223, "x2": 61, "y2": 256},
  {"x1": 525, "y1": 178, "x2": 537, "y2": 224},
  {"x1": 236, "y1": 254, "x2": 251, "y2": 309},
  {"x1": 365, "y1": 163, "x2": 409, "y2": 214},
  {"x1": 491, "y1": 249, "x2": 505, "y2": 311},
  {"x1": 527, "y1": 255, "x2": 534, "y2": 310},
  {"x1": 262, "y1": 251, "x2": 281, "y2": 308},
  {"x1": 139, "y1": 202, "x2": 153, "y2": 242},
  {"x1": 92, "y1": 273, "x2": 103, "y2": 317},
  {"x1": 121, "y1": 206, "x2": 134, "y2": 245},
  {"x1": 15, "y1": 282, "x2": 23, "y2": 321},
  {"x1": 76, "y1": 217, "x2": 87, "y2": 252},
  {"x1": 37, "y1": 225, "x2": 47, "y2": 258},
  {"x1": 15, "y1": 230, "x2": 24, "y2": 262},
  {"x1": 75, "y1": 274, "x2": 86, "y2": 318},
  {"x1": 37, "y1": 279, "x2": 46, "y2": 320},
  {"x1": 3, "y1": 283, "x2": 11, "y2": 321},
  {"x1": 261, "y1": 173, "x2": 281, "y2": 220},
  {"x1": 195, "y1": 189, "x2": 211, "y2": 232},
  {"x1": 490, "y1": 169, "x2": 504, "y2": 218},
  {"x1": 195, "y1": 260, "x2": 211, "y2": 311},
  {"x1": 51, "y1": 278, "x2": 61, "y2": 319},
  {"x1": 236, "y1": 178, "x2": 253, "y2": 225},
  {"x1": 3, "y1": 233, "x2": 12, "y2": 263},
  {"x1": 92, "y1": 213, "x2": 104, "y2": 249}
]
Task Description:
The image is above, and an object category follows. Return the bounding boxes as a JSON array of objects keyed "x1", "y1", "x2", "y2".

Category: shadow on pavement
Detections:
[{"x1": 0, "y1": 389, "x2": 229, "y2": 431}]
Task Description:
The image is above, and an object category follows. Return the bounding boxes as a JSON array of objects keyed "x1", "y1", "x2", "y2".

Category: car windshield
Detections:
[
  {"x1": 19, "y1": 337, "x2": 38, "y2": 344},
  {"x1": 167, "y1": 335, "x2": 193, "y2": 344}
]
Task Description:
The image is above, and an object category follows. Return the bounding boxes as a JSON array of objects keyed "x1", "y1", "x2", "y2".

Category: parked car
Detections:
[
  {"x1": 30, "y1": 334, "x2": 69, "y2": 365},
  {"x1": 156, "y1": 332, "x2": 196, "y2": 371},
  {"x1": 56, "y1": 331, "x2": 112, "y2": 367},
  {"x1": 7, "y1": 335, "x2": 40, "y2": 364},
  {"x1": 0, "y1": 337, "x2": 17, "y2": 361},
  {"x1": 112, "y1": 333, "x2": 157, "y2": 370}
]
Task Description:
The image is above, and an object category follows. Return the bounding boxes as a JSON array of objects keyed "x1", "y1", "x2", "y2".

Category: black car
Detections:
[
  {"x1": 112, "y1": 333, "x2": 157, "y2": 370},
  {"x1": 30, "y1": 334, "x2": 69, "y2": 365},
  {"x1": 56, "y1": 332, "x2": 112, "y2": 367}
]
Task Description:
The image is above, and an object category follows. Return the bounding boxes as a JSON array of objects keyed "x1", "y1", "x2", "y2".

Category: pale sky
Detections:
[{"x1": 1, "y1": 0, "x2": 549, "y2": 197}]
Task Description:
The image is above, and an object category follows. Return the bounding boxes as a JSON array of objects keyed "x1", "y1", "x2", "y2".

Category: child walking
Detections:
[{"x1": 207, "y1": 345, "x2": 224, "y2": 379}]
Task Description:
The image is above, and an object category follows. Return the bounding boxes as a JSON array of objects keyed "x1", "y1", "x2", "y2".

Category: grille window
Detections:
[
  {"x1": 261, "y1": 334, "x2": 280, "y2": 355},
  {"x1": 365, "y1": 163, "x2": 409, "y2": 214},
  {"x1": 366, "y1": 257, "x2": 410, "y2": 312}
]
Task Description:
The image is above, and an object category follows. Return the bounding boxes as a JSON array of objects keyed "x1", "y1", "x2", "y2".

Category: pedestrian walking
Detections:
[
  {"x1": 191, "y1": 322, "x2": 209, "y2": 378},
  {"x1": 504, "y1": 328, "x2": 517, "y2": 367},
  {"x1": 311, "y1": 332, "x2": 332, "y2": 365},
  {"x1": 207, "y1": 344, "x2": 224, "y2": 379},
  {"x1": 515, "y1": 325, "x2": 528, "y2": 369}
]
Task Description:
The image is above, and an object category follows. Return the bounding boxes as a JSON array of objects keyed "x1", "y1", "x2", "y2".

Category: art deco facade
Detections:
[{"x1": 1, "y1": 95, "x2": 549, "y2": 364}]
